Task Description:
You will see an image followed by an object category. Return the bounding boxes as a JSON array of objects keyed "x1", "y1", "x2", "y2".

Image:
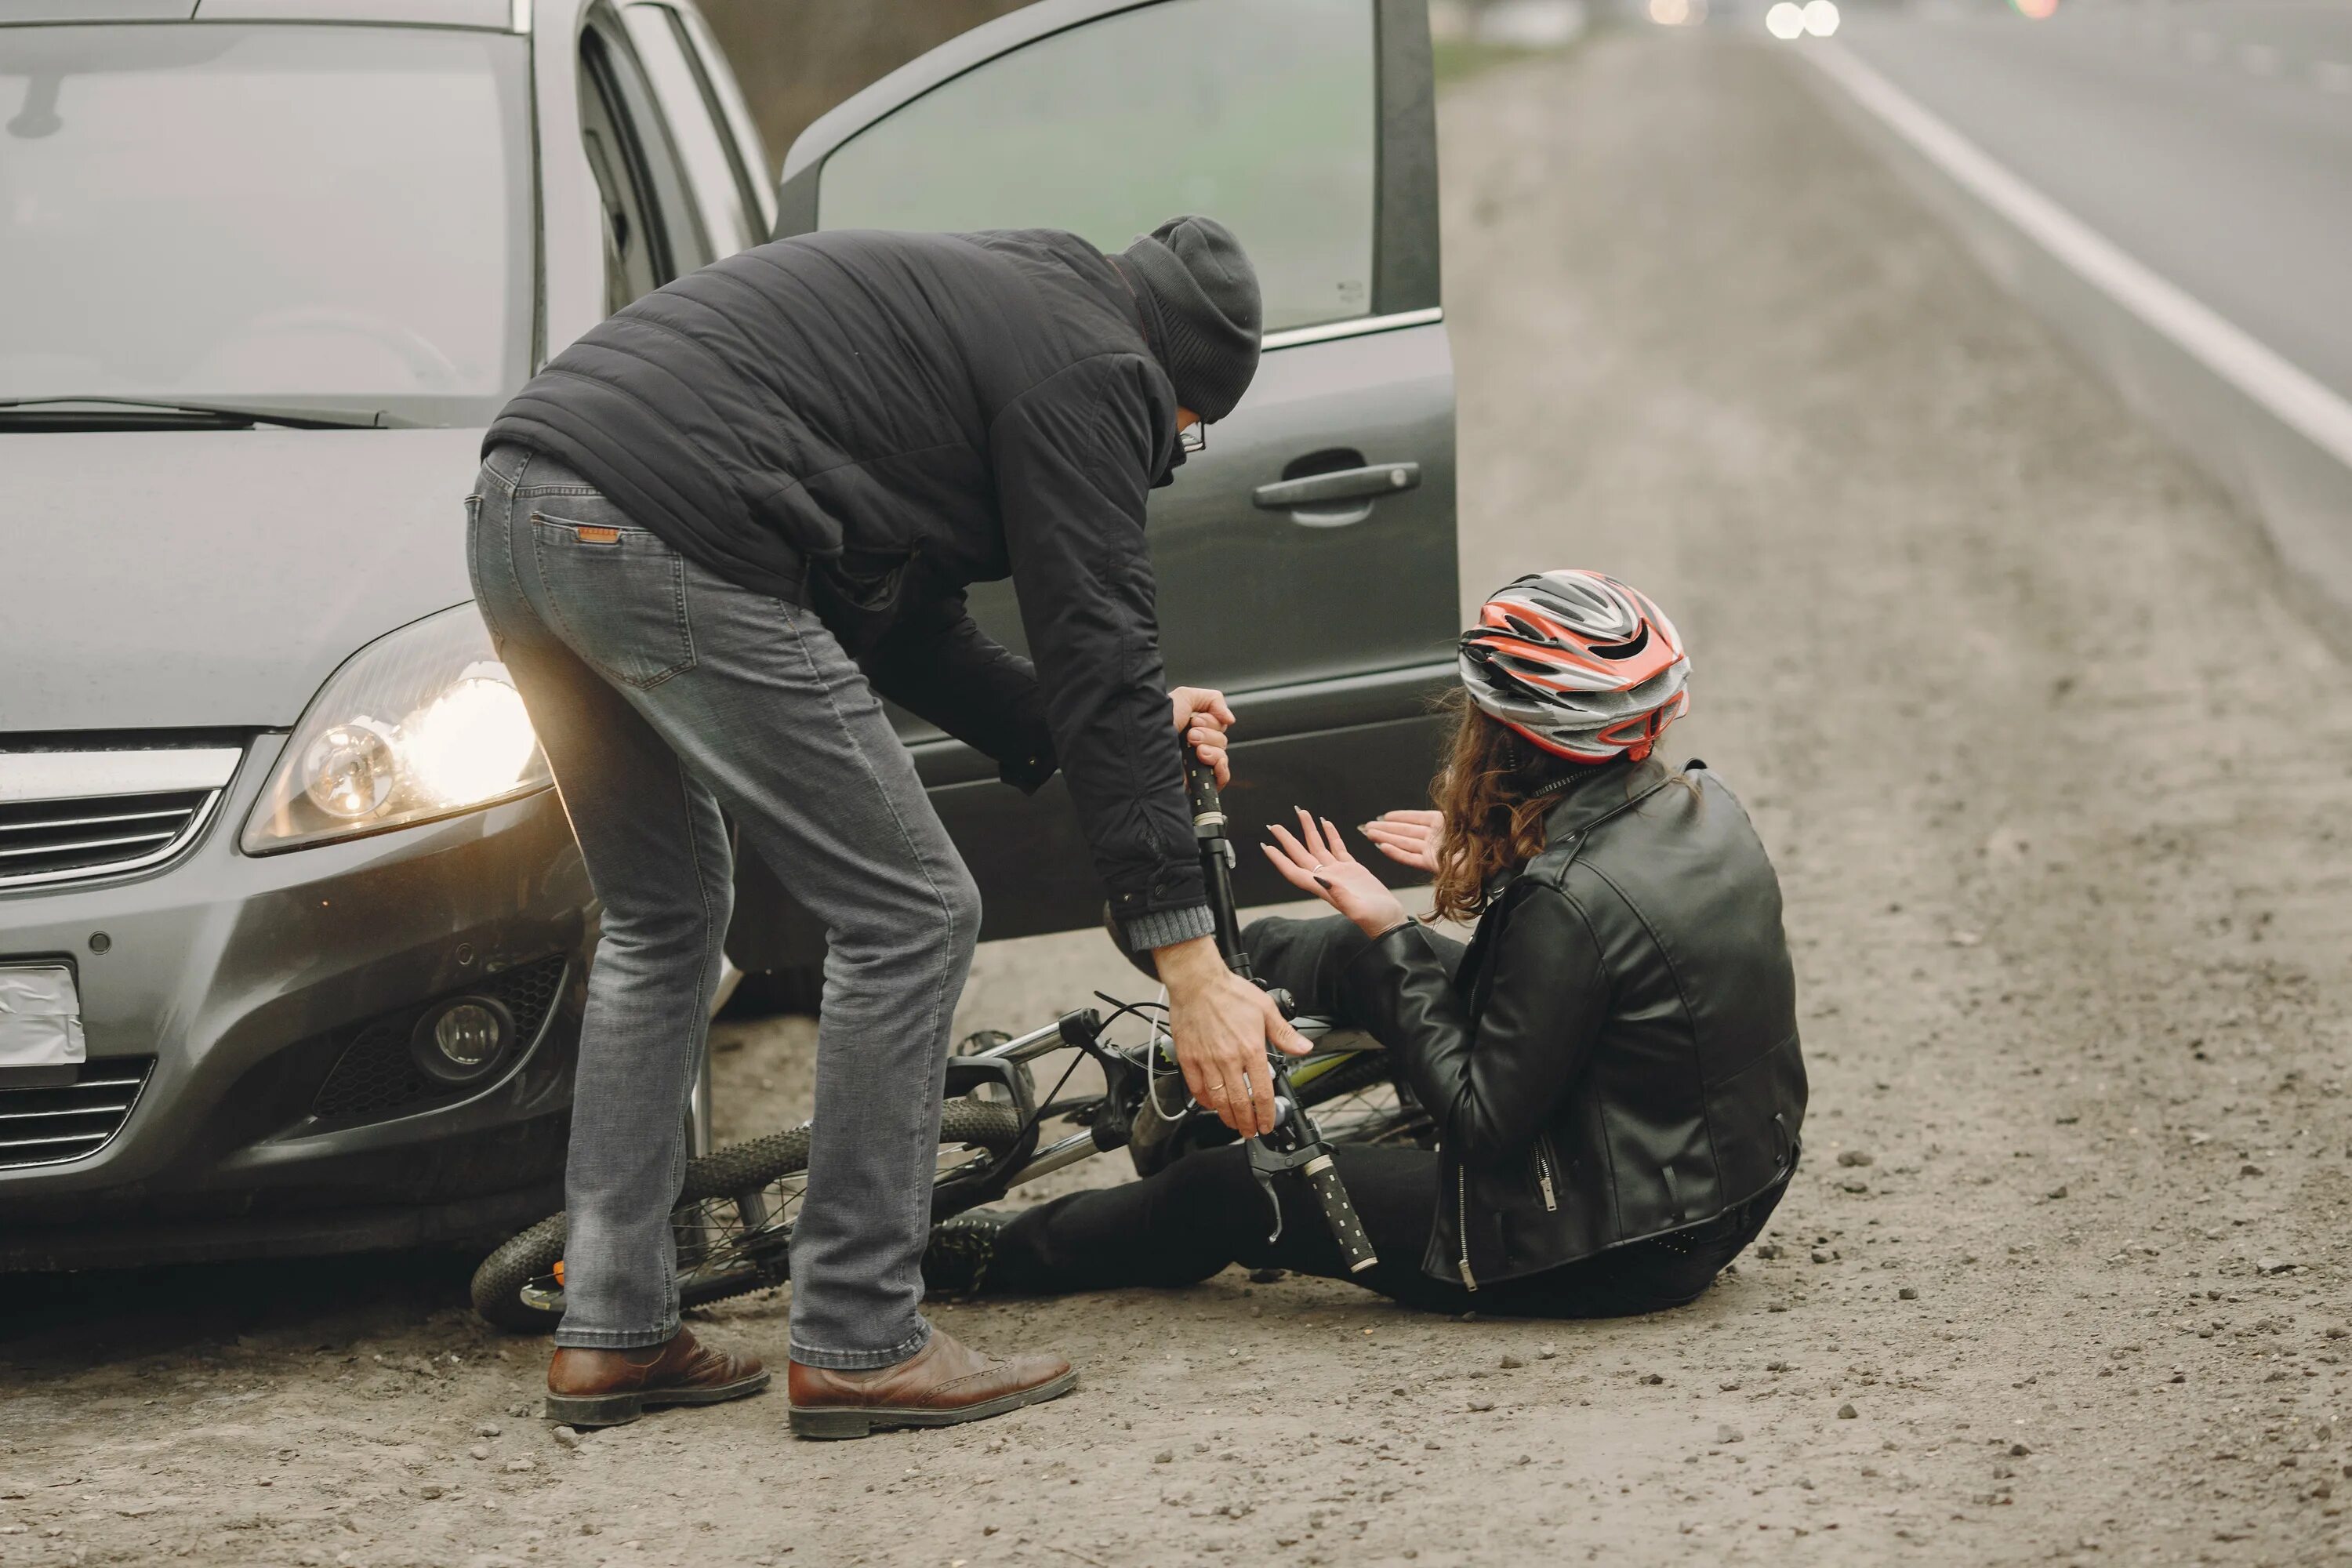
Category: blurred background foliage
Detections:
[{"x1": 699, "y1": 0, "x2": 1033, "y2": 176}]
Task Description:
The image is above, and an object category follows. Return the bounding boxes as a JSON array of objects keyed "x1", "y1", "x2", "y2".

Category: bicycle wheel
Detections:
[{"x1": 470, "y1": 1098, "x2": 1028, "y2": 1334}]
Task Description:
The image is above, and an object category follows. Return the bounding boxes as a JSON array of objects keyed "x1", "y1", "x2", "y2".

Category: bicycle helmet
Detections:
[{"x1": 1458, "y1": 569, "x2": 1691, "y2": 763}]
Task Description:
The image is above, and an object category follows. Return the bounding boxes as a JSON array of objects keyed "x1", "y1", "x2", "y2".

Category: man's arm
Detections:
[
  {"x1": 859, "y1": 591, "x2": 1058, "y2": 792},
  {"x1": 990, "y1": 354, "x2": 1305, "y2": 1131},
  {"x1": 988, "y1": 354, "x2": 1207, "y2": 942}
]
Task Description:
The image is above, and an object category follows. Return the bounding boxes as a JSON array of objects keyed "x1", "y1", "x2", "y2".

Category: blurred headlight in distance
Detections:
[
  {"x1": 242, "y1": 604, "x2": 550, "y2": 853},
  {"x1": 1802, "y1": 0, "x2": 1839, "y2": 35},
  {"x1": 1765, "y1": 1, "x2": 1805, "y2": 39}
]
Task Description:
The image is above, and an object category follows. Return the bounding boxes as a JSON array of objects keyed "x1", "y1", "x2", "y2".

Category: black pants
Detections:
[{"x1": 984, "y1": 915, "x2": 1781, "y2": 1318}]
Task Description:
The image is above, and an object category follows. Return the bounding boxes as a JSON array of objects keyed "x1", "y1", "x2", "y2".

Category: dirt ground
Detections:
[{"x1": 11, "y1": 32, "x2": 2352, "y2": 1568}]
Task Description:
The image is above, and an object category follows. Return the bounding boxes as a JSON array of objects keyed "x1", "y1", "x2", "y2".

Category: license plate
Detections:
[{"x1": 0, "y1": 964, "x2": 85, "y2": 1087}]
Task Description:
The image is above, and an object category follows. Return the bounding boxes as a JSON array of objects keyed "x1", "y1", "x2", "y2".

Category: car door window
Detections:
[
  {"x1": 578, "y1": 20, "x2": 709, "y2": 314},
  {"x1": 622, "y1": 5, "x2": 765, "y2": 256},
  {"x1": 815, "y1": 0, "x2": 1376, "y2": 333}
]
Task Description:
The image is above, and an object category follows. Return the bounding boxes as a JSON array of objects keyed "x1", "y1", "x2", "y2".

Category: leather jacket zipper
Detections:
[
  {"x1": 1456, "y1": 1167, "x2": 1478, "y2": 1290},
  {"x1": 1534, "y1": 1138, "x2": 1559, "y2": 1213}
]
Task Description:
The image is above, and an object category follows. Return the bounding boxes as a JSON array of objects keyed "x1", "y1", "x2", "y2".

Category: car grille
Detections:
[
  {"x1": 0, "y1": 746, "x2": 244, "y2": 891},
  {"x1": 311, "y1": 955, "x2": 571, "y2": 1123},
  {"x1": 0, "y1": 1058, "x2": 154, "y2": 1170}
]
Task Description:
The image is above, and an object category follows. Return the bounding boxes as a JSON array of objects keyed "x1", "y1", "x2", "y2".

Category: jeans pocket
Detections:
[{"x1": 530, "y1": 512, "x2": 696, "y2": 688}]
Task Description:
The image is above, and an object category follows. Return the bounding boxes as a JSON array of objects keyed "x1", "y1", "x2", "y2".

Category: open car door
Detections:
[{"x1": 728, "y1": 0, "x2": 1458, "y2": 984}]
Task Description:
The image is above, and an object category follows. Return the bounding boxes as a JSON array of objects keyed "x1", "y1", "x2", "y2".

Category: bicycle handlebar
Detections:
[{"x1": 1179, "y1": 747, "x2": 1377, "y2": 1272}]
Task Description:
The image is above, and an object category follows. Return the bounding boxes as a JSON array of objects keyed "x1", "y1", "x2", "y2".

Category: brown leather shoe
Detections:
[
  {"x1": 787, "y1": 1327, "x2": 1075, "y2": 1440},
  {"x1": 544, "y1": 1327, "x2": 769, "y2": 1428}
]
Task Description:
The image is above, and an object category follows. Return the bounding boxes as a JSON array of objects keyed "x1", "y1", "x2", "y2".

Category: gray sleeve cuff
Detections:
[{"x1": 1123, "y1": 904, "x2": 1216, "y2": 953}]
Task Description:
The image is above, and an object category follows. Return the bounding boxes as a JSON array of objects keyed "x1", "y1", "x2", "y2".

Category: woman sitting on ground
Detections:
[{"x1": 924, "y1": 570, "x2": 1808, "y2": 1318}]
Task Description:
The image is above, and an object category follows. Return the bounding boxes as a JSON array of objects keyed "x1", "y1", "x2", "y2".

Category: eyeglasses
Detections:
[{"x1": 1178, "y1": 420, "x2": 1207, "y2": 456}]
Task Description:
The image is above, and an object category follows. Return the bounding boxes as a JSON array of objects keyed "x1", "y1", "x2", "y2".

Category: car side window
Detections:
[
  {"x1": 815, "y1": 0, "x2": 1376, "y2": 334},
  {"x1": 579, "y1": 20, "x2": 710, "y2": 314}
]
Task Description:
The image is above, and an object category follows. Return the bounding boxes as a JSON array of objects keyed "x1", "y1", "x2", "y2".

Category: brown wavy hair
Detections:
[{"x1": 1427, "y1": 690, "x2": 1582, "y2": 924}]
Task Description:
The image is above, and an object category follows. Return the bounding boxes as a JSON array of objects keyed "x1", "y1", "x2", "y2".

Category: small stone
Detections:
[
  {"x1": 1766, "y1": 1360, "x2": 1791, "y2": 1372},
  {"x1": 1753, "y1": 1242, "x2": 1783, "y2": 1260},
  {"x1": 469, "y1": 1444, "x2": 490, "y2": 1461},
  {"x1": 2241, "y1": 1163, "x2": 2266, "y2": 1177},
  {"x1": 1899, "y1": 1287, "x2": 1918, "y2": 1301},
  {"x1": 1835, "y1": 1150, "x2": 1875, "y2": 1168},
  {"x1": 1811, "y1": 1249, "x2": 1834, "y2": 1264},
  {"x1": 1717, "y1": 1425, "x2": 1743, "y2": 1444},
  {"x1": 1639, "y1": 1373, "x2": 1664, "y2": 1385},
  {"x1": 1537, "y1": 1342, "x2": 1559, "y2": 1359},
  {"x1": 1836, "y1": 1403, "x2": 1858, "y2": 1420},
  {"x1": 1153, "y1": 1450, "x2": 1174, "y2": 1465},
  {"x1": 1467, "y1": 1398, "x2": 1496, "y2": 1413},
  {"x1": 1514, "y1": 1454, "x2": 1533, "y2": 1467},
  {"x1": 2259, "y1": 1258, "x2": 2299, "y2": 1276},
  {"x1": 419, "y1": 1485, "x2": 445, "y2": 1500},
  {"x1": 1838, "y1": 1179, "x2": 1869, "y2": 1194},
  {"x1": 1248, "y1": 1268, "x2": 1287, "y2": 1284},
  {"x1": 551, "y1": 1428, "x2": 583, "y2": 1450},
  {"x1": 1499, "y1": 1354, "x2": 1525, "y2": 1370},
  {"x1": 2009, "y1": 1443, "x2": 2031, "y2": 1457},
  {"x1": 1425, "y1": 1440, "x2": 1442, "y2": 1450},
  {"x1": 2045, "y1": 1185, "x2": 2067, "y2": 1200},
  {"x1": 503, "y1": 1459, "x2": 534, "y2": 1474}
]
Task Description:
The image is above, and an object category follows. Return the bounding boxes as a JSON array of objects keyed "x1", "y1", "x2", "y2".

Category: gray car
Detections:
[{"x1": 0, "y1": 0, "x2": 1457, "y2": 1269}]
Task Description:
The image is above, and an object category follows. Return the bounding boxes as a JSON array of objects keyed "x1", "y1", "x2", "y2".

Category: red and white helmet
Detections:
[{"x1": 1457, "y1": 570, "x2": 1691, "y2": 763}]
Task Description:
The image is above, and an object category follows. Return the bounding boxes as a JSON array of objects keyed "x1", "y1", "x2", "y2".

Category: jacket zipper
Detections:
[
  {"x1": 1455, "y1": 1167, "x2": 1479, "y2": 1290},
  {"x1": 1534, "y1": 1138, "x2": 1559, "y2": 1213}
]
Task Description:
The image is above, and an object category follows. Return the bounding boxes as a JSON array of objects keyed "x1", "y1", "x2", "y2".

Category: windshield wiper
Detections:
[{"x1": 0, "y1": 396, "x2": 411, "y2": 430}]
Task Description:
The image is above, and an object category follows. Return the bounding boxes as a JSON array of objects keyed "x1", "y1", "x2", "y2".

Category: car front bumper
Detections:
[{"x1": 0, "y1": 734, "x2": 596, "y2": 1270}]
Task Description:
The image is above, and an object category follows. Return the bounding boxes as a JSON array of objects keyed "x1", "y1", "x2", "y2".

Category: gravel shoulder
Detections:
[{"x1": 10, "y1": 33, "x2": 2352, "y2": 1568}]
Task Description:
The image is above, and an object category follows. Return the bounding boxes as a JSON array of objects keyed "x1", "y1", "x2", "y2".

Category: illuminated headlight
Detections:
[{"x1": 243, "y1": 604, "x2": 552, "y2": 853}]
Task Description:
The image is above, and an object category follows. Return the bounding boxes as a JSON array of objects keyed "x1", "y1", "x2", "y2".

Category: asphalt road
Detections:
[
  {"x1": 11, "y1": 30, "x2": 2352, "y2": 1568},
  {"x1": 1838, "y1": 1, "x2": 2352, "y2": 400}
]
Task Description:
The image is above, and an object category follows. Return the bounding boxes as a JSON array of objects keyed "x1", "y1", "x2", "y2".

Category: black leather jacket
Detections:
[{"x1": 1339, "y1": 757, "x2": 1806, "y2": 1289}]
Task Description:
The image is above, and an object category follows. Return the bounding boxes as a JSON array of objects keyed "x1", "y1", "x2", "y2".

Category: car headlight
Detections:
[{"x1": 241, "y1": 604, "x2": 552, "y2": 853}]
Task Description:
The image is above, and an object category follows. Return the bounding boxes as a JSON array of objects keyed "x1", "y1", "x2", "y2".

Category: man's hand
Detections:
[
  {"x1": 1170, "y1": 686, "x2": 1234, "y2": 788},
  {"x1": 1154, "y1": 935, "x2": 1310, "y2": 1134},
  {"x1": 1261, "y1": 809, "x2": 1410, "y2": 939},
  {"x1": 1359, "y1": 808, "x2": 1446, "y2": 876}
]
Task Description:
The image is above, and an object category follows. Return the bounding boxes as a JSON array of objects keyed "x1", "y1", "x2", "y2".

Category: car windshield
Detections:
[{"x1": 0, "y1": 24, "x2": 532, "y2": 429}]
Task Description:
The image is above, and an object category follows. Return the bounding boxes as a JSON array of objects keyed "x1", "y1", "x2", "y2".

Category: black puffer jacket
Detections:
[
  {"x1": 483, "y1": 227, "x2": 1203, "y2": 923},
  {"x1": 1341, "y1": 757, "x2": 1806, "y2": 1288}
]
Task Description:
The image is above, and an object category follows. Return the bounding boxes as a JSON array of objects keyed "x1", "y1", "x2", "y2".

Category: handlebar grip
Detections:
[
  {"x1": 1301, "y1": 1151, "x2": 1378, "y2": 1273},
  {"x1": 1183, "y1": 751, "x2": 1224, "y2": 822}
]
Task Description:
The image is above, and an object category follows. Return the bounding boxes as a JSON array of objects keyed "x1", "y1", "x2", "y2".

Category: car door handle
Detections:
[{"x1": 1251, "y1": 462, "x2": 1421, "y2": 515}]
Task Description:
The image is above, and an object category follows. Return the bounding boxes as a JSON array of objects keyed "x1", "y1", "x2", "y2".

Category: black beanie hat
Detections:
[{"x1": 1120, "y1": 216, "x2": 1262, "y2": 423}]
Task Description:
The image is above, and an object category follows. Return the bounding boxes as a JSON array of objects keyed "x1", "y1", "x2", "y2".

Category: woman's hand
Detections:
[
  {"x1": 1359, "y1": 808, "x2": 1445, "y2": 876},
  {"x1": 1261, "y1": 808, "x2": 1409, "y2": 939},
  {"x1": 1170, "y1": 685, "x2": 1234, "y2": 787}
]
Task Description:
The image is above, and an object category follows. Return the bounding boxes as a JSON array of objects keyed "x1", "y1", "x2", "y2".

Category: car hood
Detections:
[{"x1": 3, "y1": 429, "x2": 491, "y2": 733}]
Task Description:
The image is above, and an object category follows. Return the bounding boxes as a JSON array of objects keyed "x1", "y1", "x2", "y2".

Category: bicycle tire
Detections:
[{"x1": 470, "y1": 1098, "x2": 1027, "y2": 1334}]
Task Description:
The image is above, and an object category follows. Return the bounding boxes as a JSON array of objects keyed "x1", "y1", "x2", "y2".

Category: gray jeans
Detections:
[{"x1": 466, "y1": 444, "x2": 977, "y2": 1369}]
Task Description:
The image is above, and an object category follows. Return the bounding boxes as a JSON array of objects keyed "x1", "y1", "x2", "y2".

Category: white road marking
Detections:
[{"x1": 1807, "y1": 43, "x2": 2352, "y2": 474}]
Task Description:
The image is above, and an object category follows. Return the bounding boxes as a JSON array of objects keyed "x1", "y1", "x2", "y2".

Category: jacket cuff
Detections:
[
  {"x1": 1121, "y1": 904, "x2": 1214, "y2": 953},
  {"x1": 996, "y1": 750, "x2": 1058, "y2": 795}
]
